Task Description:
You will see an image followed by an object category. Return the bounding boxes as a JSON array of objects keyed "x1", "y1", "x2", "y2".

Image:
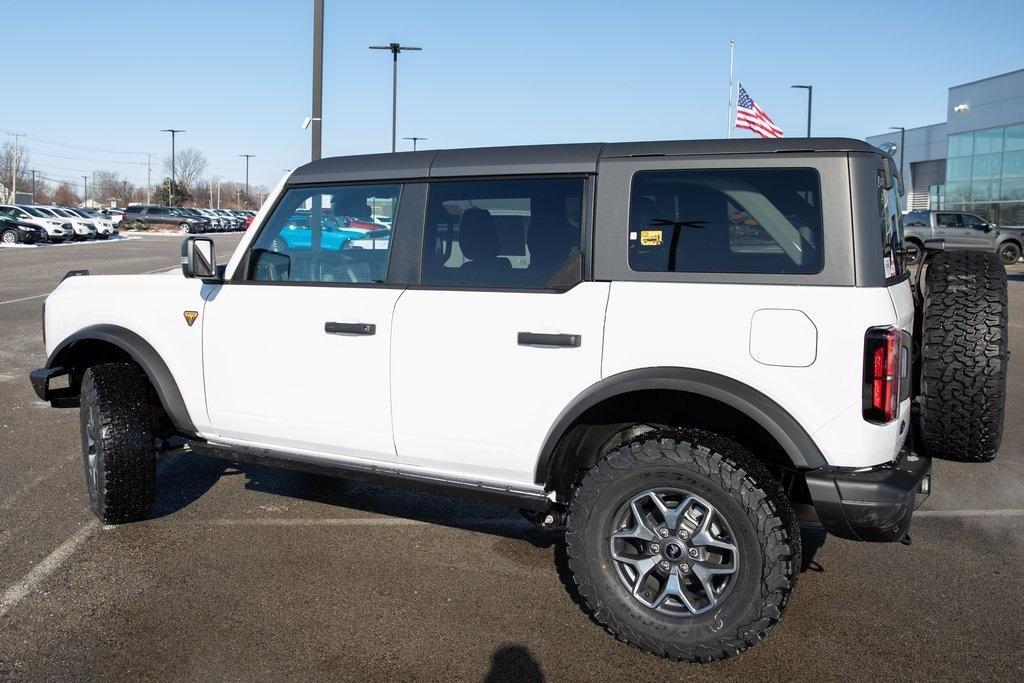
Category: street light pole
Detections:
[
  {"x1": 790, "y1": 85, "x2": 812, "y2": 137},
  {"x1": 30, "y1": 169, "x2": 36, "y2": 203},
  {"x1": 889, "y1": 126, "x2": 906, "y2": 178},
  {"x1": 82, "y1": 176, "x2": 88, "y2": 205},
  {"x1": 311, "y1": 0, "x2": 324, "y2": 161},
  {"x1": 160, "y1": 129, "x2": 185, "y2": 205},
  {"x1": 370, "y1": 43, "x2": 422, "y2": 152},
  {"x1": 239, "y1": 154, "x2": 255, "y2": 206},
  {"x1": 402, "y1": 136, "x2": 427, "y2": 151}
]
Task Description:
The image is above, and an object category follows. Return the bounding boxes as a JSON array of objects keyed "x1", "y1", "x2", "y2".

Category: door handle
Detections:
[
  {"x1": 517, "y1": 332, "x2": 581, "y2": 347},
  {"x1": 325, "y1": 321, "x2": 376, "y2": 335}
]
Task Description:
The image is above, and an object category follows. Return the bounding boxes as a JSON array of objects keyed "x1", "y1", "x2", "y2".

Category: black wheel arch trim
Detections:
[
  {"x1": 535, "y1": 367, "x2": 828, "y2": 487},
  {"x1": 42, "y1": 324, "x2": 197, "y2": 435}
]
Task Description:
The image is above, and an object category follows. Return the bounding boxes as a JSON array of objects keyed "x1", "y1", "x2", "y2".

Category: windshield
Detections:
[{"x1": 23, "y1": 206, "x2": 50, "y2": 217}]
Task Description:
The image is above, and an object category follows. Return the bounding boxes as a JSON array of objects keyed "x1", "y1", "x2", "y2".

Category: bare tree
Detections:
[
  {"x1": 162, "y1": 148, "x2": 208, "y2": 196},
  {"x1": 93, "y1": 171, "x2": 137, "y2": 208},
  {"x1": 53, "y1": 182, "x2": 81, "y2": 207},
  {"x1": 0, "y1": 141, "x2": 31, "y2": 197}
]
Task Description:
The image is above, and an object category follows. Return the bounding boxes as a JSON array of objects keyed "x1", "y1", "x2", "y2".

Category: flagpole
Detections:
[{"x1": 726, "y1": 39, "x2": 735, "y2": 139}]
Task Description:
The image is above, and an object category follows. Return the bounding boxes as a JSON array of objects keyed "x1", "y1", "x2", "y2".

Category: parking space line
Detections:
[
  {"x1": 0, "y1": 261, "x2": 224, "y2": 307},
  {"x1": 916, "y1": 509, "x2": 1024, "y2": 518},
  {"x1": 0, "y1": 293, "x2": 47, "y2": 306},
  {"x1": 0, "y1": 522, "x2": 97, "y2": 619}
]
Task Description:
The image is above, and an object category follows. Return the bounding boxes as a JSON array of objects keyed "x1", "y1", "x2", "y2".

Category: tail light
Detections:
[{"x1": 863, "y1": 326, "x2": 902, "y2": 423}]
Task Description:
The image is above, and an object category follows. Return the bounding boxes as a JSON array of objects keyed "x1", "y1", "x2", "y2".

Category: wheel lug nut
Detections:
[
  {"x1": 688, "y1": 547, "x2": 699, "y2": 558},
  {"x1": 678, "y1": 529, "x2": 689, "y2": 540},
  {"x1": 659, "y1": 561, "x2": 670, "y2": 571},
  {"x1": 680, "y1": 563, "x2": 689, "y2": 573},
  {"x1": 650, "y1": 543, "x2": 660, "y2": 554},
  {"x1": 658, "y1": 528, "x2": 669, "y2": 538}
]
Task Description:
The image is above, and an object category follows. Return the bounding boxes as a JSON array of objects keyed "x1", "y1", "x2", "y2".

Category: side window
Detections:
[
  {"x1": 936, "y1": 213, "x2": 960, "y2": 227},
  {"x1": 963, "y1": 213, "x2": 988, "y2": 229},
  {"x1": 248, "y1": 183, "x2": 400, "y2": 284},
  {"x1": 905, "y1": 211, "x2": 928, "y2": 227},
  {"x1": 628, "y1": 168, "x2": 823, "y2": 274},
  {"x1": 421, "y1": 177, "x2": 584, "y2": 288}
]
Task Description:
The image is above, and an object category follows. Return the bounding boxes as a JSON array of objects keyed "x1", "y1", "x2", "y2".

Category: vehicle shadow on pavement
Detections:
[{"x1": 150, "y1": 450, "x2": 561, "y2": 549}]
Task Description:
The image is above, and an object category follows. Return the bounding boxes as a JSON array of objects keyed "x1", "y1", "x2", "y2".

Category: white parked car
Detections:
[
  {"x1": 37, "y1": 206, "x2": 97, "y2": 240},
  {"x1": 68, "y1": 208, "x2": 118, "y2": 238},
  {"x1": 31, "y1": 139, "x2": 1009, "y2": 662},
  {"x1": 0, "y1": 204, "x2": 71, "y2": 242},
  {"x1": 100, "y1": 208, "x2": 125, "y2": 225}
]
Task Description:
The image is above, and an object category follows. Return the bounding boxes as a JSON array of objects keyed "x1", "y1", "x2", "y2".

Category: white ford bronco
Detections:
[{"x1": 30, "y1": 139, "x2": 1008, "y2": 661}]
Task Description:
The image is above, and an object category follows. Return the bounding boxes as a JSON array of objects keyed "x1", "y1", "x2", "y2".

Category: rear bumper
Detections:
[{"x1": 805, "y1": 449, "x2": 931, "y2": 542}]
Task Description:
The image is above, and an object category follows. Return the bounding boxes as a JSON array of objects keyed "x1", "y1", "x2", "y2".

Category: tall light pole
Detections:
[
  {"x1": 239, "y1": 154, "x2": 255, "y2": 206},
  {"x1": 790, "y1": 85, "x2": 812, "y2": 137},
  {"x1": 889, "y1": 126, "x2": 906, "y2": 178},
  {"x1": 402, "y1": 136, "x2": 427, "y2": 151},
  {"x1": 311, "y1": 0, "x2": 324, "y2": 161},
  {"x1": 370, "y1": 42, "x2": 422, "y2": 152},
  {"x1": 30, "y1": 169, "x2": 37, "y2": 203},
  {"x1": 82, "y1": 176, "x2": 89, "y2": 205},
  {"x1": 161, "y1": 129, "x2": 185, "y2": 205}
]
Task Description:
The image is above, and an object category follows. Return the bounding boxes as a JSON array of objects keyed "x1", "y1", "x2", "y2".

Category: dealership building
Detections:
[{"x1": 866, "y1": 68, "x2": 1024, "y2": 227}]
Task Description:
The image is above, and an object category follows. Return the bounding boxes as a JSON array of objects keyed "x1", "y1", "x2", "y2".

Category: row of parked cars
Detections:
[
  {"x1": 0, "y1": 204, "x2": 120, "y2": 244},
  {"x1": 0, "y1": 204, "x2": 257, "y2": 245},
  {"x1": 120, "y1": 206, "x2": 255, "y2": 233}
]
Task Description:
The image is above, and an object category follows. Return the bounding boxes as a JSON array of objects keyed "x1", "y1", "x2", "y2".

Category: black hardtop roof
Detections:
[{"x1": 290, "y1": 138, "x2": 881, "y2": 183}]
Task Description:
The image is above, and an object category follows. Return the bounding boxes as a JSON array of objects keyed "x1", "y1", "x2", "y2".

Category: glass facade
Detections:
[{"x1": 944, "y1": 123, "x2": 1024, "y2": 227}]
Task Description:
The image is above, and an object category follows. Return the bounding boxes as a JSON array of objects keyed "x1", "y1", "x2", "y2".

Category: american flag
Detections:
[{"x1": 735, "y1": 83, "x2": 784, "y2": 139}]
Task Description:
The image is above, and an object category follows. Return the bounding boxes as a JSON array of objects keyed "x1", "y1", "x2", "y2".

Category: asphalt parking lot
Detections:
[{"x1": 1, "y1": 236, "x2": 1022, "y2": 680}]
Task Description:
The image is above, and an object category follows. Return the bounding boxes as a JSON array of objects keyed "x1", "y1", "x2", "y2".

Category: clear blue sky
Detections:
[{"x1": 5, "y1": 0, "x2": 1023, "y2": 190}]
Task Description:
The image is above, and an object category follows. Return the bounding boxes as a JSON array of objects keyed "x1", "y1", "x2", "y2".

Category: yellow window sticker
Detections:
[{"x1": 640, "y1": 230, "x2": 663, "y2": 246}]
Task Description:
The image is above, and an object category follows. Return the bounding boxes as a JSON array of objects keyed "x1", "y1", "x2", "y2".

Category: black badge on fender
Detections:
[{"x1": 183, "y1": 310, "x2": 199, "y2": 327}]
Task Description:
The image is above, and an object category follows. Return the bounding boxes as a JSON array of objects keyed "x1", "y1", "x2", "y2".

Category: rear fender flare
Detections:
[{"x1": 535, "y1": 367, "x2": 828, "y2": 487}]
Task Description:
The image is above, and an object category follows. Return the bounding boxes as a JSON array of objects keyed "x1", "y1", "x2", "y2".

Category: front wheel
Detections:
[
  {"x1": 79, "y1": 363, "x2": 156, "y2": 524},
  {"x1": 999, "y1": 241, "x2": 1020, "y2": 265},
  {"x1": 566, "y1": 433, "x2": 798, "y2": 662},
  {"x1": 180, "y1": 223, "x2": 192, "y2": 234},
  {"x1": 1, "y1": 229, "x2": 18, "y2": 244}
]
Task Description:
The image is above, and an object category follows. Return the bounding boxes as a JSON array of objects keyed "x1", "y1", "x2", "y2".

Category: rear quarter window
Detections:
[{"x1": 628, "y1": 168, "x2": 824, "y2": 274}]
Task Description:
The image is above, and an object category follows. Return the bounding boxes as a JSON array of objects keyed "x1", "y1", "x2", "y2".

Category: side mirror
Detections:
[{"x1": 181, "y1": 236, "x2": 217, "y2": 279}]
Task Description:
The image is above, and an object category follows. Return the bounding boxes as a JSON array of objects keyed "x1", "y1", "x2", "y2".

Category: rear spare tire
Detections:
[{"x1": 920, "y1": 251, "x2": 1008, "y2": 462}]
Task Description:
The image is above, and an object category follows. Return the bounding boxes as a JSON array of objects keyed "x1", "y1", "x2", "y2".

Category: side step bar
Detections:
[{"x1": 182, "y1": 440, "x2": 553, "y2": 512}]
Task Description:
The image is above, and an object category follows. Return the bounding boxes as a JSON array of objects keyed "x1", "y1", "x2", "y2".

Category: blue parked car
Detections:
[{"x1": 269, "y1": 214, "x2": 367, "y2": 252}]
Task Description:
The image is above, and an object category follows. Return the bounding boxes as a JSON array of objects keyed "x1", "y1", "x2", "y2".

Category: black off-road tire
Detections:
[
  {"x1": 565, "y1": 432, "x2": 799, "y2": 662},
  {"x1": 79, "y1": 362, "x2": 156, "y2": 523},
  {"x1": 921, "y1": 250, "x2": 1008, "y2": 462}
]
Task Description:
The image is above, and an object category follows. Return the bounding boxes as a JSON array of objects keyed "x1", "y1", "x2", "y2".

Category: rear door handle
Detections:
[
  {"x1": 517, "y1": 332, "x2": 581, "y2": 347},
  {"x1": 325, "y1": 321, "x2": 376, "y2": 335}
]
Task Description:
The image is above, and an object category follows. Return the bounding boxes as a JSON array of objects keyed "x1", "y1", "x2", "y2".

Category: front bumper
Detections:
[
  {"x1": 30, "y1": 366, "x2": 79, "y2": 407},
  {"x1": 805, "y1": 449, "x2": 931, "y2": 542}
]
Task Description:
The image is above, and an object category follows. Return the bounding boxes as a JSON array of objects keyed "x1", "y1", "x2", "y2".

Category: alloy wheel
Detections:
[{"x1": 609, "y1": 488, "x2": 739, "y2": 616}]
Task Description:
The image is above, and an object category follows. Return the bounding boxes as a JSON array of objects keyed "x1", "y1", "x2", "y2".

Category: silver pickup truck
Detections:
[{"x1": 904, "y1": 210, "x2": 1021, "y2": 265}]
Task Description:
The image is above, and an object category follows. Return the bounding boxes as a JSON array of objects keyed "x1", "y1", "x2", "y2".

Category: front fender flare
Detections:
[
  {"x1": 43, "y1": 324, "x2": 197, "y2": 435},
  {"x1": 535, "y1": 367, "x2": 828, "y2": 487}
]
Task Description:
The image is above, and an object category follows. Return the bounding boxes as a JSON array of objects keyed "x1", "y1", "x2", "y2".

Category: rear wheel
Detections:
[
  {"x1": 903, "y1": 240, "x2": 922, "y2": 265},
  {"x1": 921, "y1": 251, "x2": 1008, "y2": 462},
  {"x1": 79, "y1": 362, "x2": 156, "y2": 523},
  {"x1": 566, "y1": 432, "x2": 798, "y2": 662}
]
